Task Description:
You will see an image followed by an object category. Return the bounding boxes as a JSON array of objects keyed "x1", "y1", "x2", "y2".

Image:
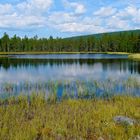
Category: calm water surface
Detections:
[{"x1": 0, "y1": 54, "x2": 140, "y2": 97}]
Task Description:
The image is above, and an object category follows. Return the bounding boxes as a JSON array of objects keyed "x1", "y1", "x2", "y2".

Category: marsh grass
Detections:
[
  {"x1": 0, "y1": 78, "x2": 139, "y2": 139},
  {"x1": 0, "y1": 94, "x2": 139, "y2": 140},
  {"x1": 0, "y1": 78, "x2": 140, "y2": 99},
  {"x1": 129, "y1": 54, "x2": 140, "y2": 60}
]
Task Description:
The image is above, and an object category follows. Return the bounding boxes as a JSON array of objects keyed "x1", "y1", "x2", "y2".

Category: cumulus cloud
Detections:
[
  {"x1": 48, "y1": 12, "x2": 106, "y2": 33},
  {"x1": 116, "y1": 6, "x2": 140, "y2": 24},
  {"x1": 49, "y1": 4, "x2": 139, "y2": 33},
  {"x1": 63, "y1": 0, "x2": 86, "y2": 14},
  {"x1": 116, "y1": 6, "x2": 136, "y2": 19},
  {"x1": 93, "y1": 6, "x2": 117, "y2": 17},
  {"x1": 0, "y1": 0, "x2": 139, "y2": 34},
  {"x1": 0, "y1": 13, "x2": 46, "y2": 29},
  {"x1": 0, "y1": 0, "x2": 52, "y2": 29},
  {"x1": 0, "y1": 4, "x2": 13, "y2": 14},
  {"x1": 48, "y1": 12, "x2": 77, "y2": 24},
  {"x1": 107, "y1": 16, "x2": 130, "y2": 29},
  {"x1": 17, "y1": 0, "x2": 53, "y2": 15},
  {"x1": 57, "y1": 22, "x2": 106, "y2": 33}
]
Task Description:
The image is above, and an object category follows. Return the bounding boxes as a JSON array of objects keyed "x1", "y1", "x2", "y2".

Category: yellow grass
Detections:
[
  {"x1": 129, "y1": 54, "x2": 140, "y2": 60},
  {"x1": 0, "y1": 95, "x2": 139, "y2": 140}
]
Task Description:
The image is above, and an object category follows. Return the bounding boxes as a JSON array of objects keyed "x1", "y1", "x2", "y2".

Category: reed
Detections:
[
  {"x1": 129, "y1": 54, "x2": 140, "y2": 60},
  {"x1": 0, "y1": 94, "x2": 139, "y2": 140},
  {"x1": 0, "y1": 77, "x2": 140, "y2": 99}
]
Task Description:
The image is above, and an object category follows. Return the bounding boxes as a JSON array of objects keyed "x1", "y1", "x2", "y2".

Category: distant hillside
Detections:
[{"x1": 66, "y1": 29, "x2": 140, "y2": 40}]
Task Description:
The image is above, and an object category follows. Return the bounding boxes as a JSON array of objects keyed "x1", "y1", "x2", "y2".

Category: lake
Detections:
[{"x1": 0, "y1": 54, "x2": 140, "y2": 98}]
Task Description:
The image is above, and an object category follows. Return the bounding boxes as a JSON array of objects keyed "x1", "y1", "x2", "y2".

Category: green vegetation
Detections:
[
  {"x1": 0, "y1": 77, "x2": 139, "y2": 99},
  {"x1": 0, "y1": 30, "x2": 139, "y2": 53},
  {"x1": 0, "y1": 94, "x2": 139, "y2": 140},
  {"x1": 129, "y1": 54, "x2": 140, "y2": 60},
  {"x1": 0, "y1": 30, "x2": 139, "y2": 140}
]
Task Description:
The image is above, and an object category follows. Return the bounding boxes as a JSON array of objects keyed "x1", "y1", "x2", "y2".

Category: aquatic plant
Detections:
[{"x1": 0, "y1": 77, "x2": 140, "y2": 100}]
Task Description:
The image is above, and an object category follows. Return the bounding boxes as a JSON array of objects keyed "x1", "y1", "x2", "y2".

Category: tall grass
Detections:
[
  {"x1": 0, "y1": 94, "x2": 139, "y2": 140},
  {"x1": 129, "y1": 54, "x2": 140, "y2": 60},
  {"x1": 0, "y1": 77, "x2": 139, "y2": 99}
]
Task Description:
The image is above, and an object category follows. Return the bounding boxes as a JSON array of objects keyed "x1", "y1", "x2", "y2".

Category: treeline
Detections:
[{"x1": 0, "y1": 30, "x2": 140, "y2": 53}]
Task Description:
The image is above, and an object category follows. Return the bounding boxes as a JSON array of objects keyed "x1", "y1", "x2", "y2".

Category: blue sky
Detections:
[{"x1": 0, "y1": 0, "x2": 140, "y2": 38}]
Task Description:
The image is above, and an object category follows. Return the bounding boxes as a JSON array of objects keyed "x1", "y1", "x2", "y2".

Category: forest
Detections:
[{"x1": 0, "y1": 30, "x2": 139, "y2": 53}]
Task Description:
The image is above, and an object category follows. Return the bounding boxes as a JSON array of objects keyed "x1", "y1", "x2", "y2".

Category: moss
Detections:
[{"x1": 0, "y1": 95, "x2": 139, "y2": 140}]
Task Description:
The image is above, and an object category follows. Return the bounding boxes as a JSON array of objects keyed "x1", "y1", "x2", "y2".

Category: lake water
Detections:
[{"x1": 0, "y1": 54, "x2": 140, "y2": 98}]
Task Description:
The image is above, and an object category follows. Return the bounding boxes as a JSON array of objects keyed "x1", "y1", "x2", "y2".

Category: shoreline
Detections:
[
  {"x1": 0, "y1": 51, "x2": 131, "y2": 57},
  {"x1": 1, "y1": 52, "x2": 140, "y2": 60},
  {"x1": 0, "y1": 51, "x2": 131, "y2": 55}
]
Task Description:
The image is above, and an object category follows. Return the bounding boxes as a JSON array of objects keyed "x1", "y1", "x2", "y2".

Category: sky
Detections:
[{"x1": 0, "y1": 0, "x2": 140, "y2": 38}]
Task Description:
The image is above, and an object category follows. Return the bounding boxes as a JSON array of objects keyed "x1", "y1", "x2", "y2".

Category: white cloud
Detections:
[
  {"x1": 73, "y1": 3, "x2": 86, "y2": 14},
  {"x1": 0, "y1": 14, "x2": 46, "y2": 28},
  {"x1": 48, "y1": 12, "x2": 77, "y2": 24},
  {"x1": 93, "y1": 6, "x2": 117, "y2": 17},
  {"x1": 31, "y1": 0, "x2": 52, "y2": 10},
  {"x1": 48, "y1": 12, "x2": 106, "y2": 33},
  {"x1": 107, "y1": 16, "x2": 130, "y2": 29},
  {"x1": 0, "y1": 0, "x2": 139, "y2": 34},
  {"x1": 0, "y1": 0, "x2": 52, "y2": 29},
  {"x1": 17, "y1": 0, "x2": 53, "y2": 15},
  {"x1": 116, "y1": 6, "x2": 137, "y2": 19},
  {"x1": 0, "y1": 4, "x2": 13, "y2": 14},
  {"x1": 63, "y1": 0, "x2": 86, "y2": 14},
  {"x1": 116, "y1": 6, "x2": 140, "y2": 25},
  {"x1": 57, "y1": 22, "x2": 106, "y2": 33},
  {"x1": 48, "y1": 4, "x2": 140, "y2": 33}
]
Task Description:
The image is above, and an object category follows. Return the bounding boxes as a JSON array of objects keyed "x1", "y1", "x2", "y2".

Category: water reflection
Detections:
[
  {"x1": 0, "y1": 78, "x2": 139, "y2": 99},
  {"x1": 0, "y1": 54, "x2": 140, "y2": 97},
  {"x1": 10, "y1": 53, "x2": 128, "y2": 59},
  {"x1": 0, "y1": 57, "x2": 140, "y2": 84}
]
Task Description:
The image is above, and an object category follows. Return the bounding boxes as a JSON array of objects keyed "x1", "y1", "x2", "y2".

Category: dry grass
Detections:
[
  {"x1": 0, "y1": 94, "x2": 139, "y2": 140},
  {"x1": 129, "y1": 54, "x2": 140, "y2": 60}
]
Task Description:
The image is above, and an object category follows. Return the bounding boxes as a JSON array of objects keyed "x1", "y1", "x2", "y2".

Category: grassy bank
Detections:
[
  {"x1": 0, "y1": 51, "x2": 105, "y2": 55},
  {"x1": 0, "y1": 51, "x2": 130, "y2": 59},
  {"x1": 128, "y1": 54, "x2": 140, "y2": 60},
  {"x1": 107, "y1": 52, "x2": 130, "y2": 55},
  {"x1": 0, "y1": 94, "x2": 139, "y2": 140},
  {"x1": 0, "y1": 51, "x2": 130, "y2": 55}
]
